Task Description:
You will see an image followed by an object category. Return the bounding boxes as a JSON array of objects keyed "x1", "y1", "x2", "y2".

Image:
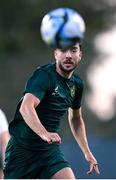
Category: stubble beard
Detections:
[{"x1": 59, "y1": 62, "x2": 77, "y2": 73}]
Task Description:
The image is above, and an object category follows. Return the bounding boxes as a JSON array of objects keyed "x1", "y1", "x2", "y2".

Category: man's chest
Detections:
[{"x1": 46, "y1": 80, "x2": 77, "y2": 108}]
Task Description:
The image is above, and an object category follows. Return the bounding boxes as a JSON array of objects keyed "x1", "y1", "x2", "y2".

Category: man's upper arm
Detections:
[
  {"x1": 21, "y1": 93, "x2": 40, "y2": 109},
  {"x1": 71, "y1": 79, "x2": 84, "y2": 110}
]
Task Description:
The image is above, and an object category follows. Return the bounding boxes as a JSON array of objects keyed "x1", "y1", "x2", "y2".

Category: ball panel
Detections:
[{"x1": 40, "y1": 8, "x2": 86, "y2": 48}]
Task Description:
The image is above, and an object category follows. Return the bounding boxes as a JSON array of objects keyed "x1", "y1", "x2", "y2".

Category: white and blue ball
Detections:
[{"x1": 40, "y1": 8, "x2": 86, "y2": 49}]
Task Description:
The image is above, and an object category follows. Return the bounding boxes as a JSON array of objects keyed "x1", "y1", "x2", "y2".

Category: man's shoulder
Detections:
[
  {"x1": 36, "y1": 63, "x2": 55, "y2": 74},
  {"x1": 31, "y1": 63, "x2": 56, "y2": 84},
  {"x1": 73, "y1": 73, "x2": 83, "y2": 83},
  {"x1": 73, "y1": 73, "x2": 84, "y2": 88}
]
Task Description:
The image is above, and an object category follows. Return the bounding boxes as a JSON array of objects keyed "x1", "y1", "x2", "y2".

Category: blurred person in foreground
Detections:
[
  {"x1": 3, "y1": 42, "x2": 100, "y2": 179},
  {"x1": 0, "y1": 109, "x2": 10, "y2": 179}
]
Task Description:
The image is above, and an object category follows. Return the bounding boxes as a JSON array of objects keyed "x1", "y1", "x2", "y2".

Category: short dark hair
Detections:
[
  {"x1": 54, "y1": 40, "x2": 82, "y2": 51},
  {"x1": 79, "y1": 42, "x2": 82, "y2": 51}
]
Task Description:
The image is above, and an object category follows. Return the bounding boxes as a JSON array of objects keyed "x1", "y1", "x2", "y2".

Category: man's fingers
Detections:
[
  {"x1": 87, "y1": 163, "x2": 93, "y2": 175},
  {"x1": 94, "y1": 164, "x2": 100, "y2": 174},
  {"x1": 47, "y1": 133, "x2": 62, "y2": 144},
  {"x1": 87, "y1": 163, "x2": 100, "y2": 175},
  {"x1": 51, "y1": 137, "x2": 61, "y2": 144}
]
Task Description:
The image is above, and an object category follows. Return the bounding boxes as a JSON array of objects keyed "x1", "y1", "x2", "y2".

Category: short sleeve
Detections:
[
  {"x1": 24, "y1": 68, "x2": 51, "y2": 101},
  {"x1": 71, "y1": 80, "x2": 84, "y2": 109}
]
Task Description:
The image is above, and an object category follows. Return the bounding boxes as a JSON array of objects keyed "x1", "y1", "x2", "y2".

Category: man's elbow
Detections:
[{"x1": 19, "y1": 102, "x2": 28, "y2": 117}]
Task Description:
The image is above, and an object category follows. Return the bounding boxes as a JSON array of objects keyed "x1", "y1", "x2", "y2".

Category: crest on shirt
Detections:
[{"x1": 70, "y1": 85, "x2": 76, "y2": 98}]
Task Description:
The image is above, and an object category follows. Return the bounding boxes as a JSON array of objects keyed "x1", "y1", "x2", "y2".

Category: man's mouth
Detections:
[{"x1": 64, "y1": 61, "x2": 74, "y2": 65}]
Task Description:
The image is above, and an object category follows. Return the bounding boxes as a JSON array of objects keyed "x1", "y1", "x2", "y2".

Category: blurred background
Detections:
[{"x1": 0, "y1": 0, "x2": 116, "y2": 178}]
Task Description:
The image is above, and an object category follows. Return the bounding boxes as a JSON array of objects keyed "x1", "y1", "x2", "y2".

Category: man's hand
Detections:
[
  {"x1": 85, "y1": 152, "x2": 100, "y2": 175},
  {"x1": 40, "y1": 132, "x2": 62, "y2": 144}
]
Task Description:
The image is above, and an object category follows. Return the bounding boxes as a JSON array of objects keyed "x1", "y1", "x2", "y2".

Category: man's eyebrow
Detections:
[{"x1": 70, "y1": 46, "x2": 79, "y2": 50}]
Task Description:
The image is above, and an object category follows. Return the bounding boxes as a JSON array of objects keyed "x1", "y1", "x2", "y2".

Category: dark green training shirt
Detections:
[{"x1": 9, "y1": 63, "x2": 84, "y2": 150}]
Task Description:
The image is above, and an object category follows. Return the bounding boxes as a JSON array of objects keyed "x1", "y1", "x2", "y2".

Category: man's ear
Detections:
[
  {"x1": 54, "y1": 49, "x2": 57, "y2": 57},
  {"x1": 79, "y1": 51, "x2": 82, "y2": 60}
]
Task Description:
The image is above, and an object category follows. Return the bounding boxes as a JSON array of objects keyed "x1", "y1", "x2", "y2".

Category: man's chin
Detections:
[
  {"x1": 59, "y1": 64, "x2": 76, "y2": 73},
  {"x1": 62, "y1": 67, "x2": 75, "y2": 73}
]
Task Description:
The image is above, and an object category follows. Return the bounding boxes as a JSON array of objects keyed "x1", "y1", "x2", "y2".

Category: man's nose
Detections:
[{"x1": 65, "y1": 50, "x2": 72, "y2": 58}]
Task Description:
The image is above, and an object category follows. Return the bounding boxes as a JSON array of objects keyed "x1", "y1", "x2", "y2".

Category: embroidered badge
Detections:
[{"x1": 70, "y1": 85, "x2": 76, "y2": 98}]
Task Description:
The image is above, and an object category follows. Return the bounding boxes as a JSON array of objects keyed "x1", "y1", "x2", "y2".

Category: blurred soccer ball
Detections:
[{"x1": 40, "y1": 8, "x2": 86, "y2": 49}]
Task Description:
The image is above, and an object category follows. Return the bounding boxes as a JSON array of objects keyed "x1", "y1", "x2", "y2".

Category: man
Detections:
[
  {"x1": 0, "y1": 109, "x2": 10, "y2": 179},
  {"x1": 3, "y1": 42, "x2": 100, "y2": 179}
]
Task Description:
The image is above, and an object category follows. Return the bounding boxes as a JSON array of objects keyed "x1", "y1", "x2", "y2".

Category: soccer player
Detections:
[
  {"x1": 3, "y1": 42, "x2": 100, "y2": 179},
  {"x1": 0, "y1": 109, "x2": 10, "y2": 179}
]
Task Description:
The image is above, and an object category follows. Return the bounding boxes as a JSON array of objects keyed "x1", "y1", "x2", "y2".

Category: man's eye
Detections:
[
  {"x1": 71, "y1": 49, "x2": 77, "y2": 53},
  {"x1": 70, "y1": 48, "x2": 78, "y2": 52},
  {"x1": 72, "y1": 50, "x2": 77, "y2": 52}
]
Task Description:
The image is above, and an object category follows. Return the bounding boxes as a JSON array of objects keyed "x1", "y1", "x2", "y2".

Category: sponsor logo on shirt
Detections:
[{"x1": 52, "y1": 86, "x2": 59, "y2": 95}]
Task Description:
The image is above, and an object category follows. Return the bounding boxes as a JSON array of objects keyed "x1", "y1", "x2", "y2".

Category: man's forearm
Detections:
[
  {"x1": 68, "y1": 108, "x2": 100, "y2": 174},
  {"x1": 20, "y1": 104, "x2": 48, "y2": 138},
  {"x1": 69, "y1": 117, "x2": 91, "y2": 155}
]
